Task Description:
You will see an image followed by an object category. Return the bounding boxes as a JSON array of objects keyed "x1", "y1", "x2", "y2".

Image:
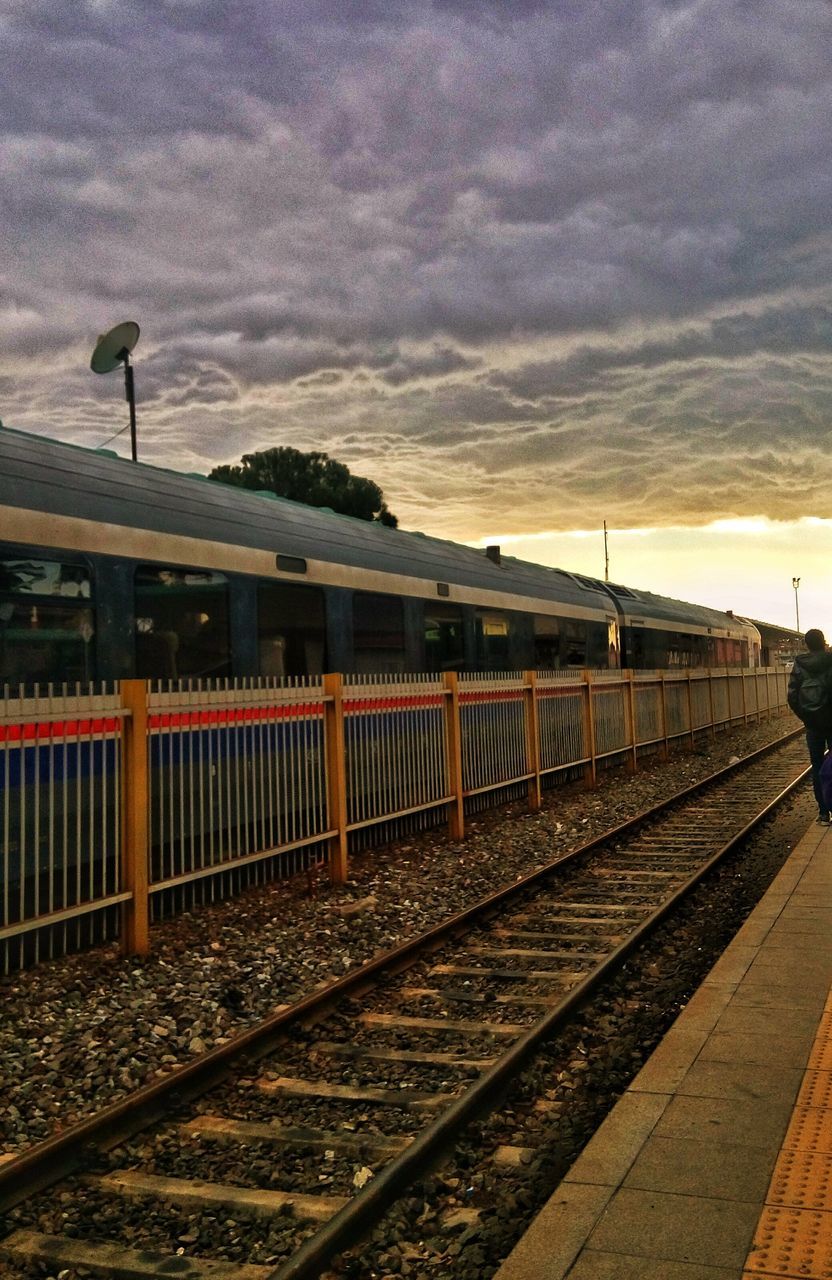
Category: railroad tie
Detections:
[
  {"x1": 257, "y1": 1075, "x2": 454, "y2": 1110},
  {"x1": 87, "y1": 1170, "x2": 346, "y2": 1223},
  {"x1": 311, "y1": 1040, "x2": 496, "y2": 1068},
  {"x1": 398, "y1": 985, "x2": 560, "y2": 1009},
  {"x1": 182, "y1": 1115, "x2": 411, "y2": 1157},
  {"x1": 0, "y1": 1231, "x2": 272, "y2": 1280},
  {"x1": 358, "y1": 1011, "x2": 527, "y2": 1036}
]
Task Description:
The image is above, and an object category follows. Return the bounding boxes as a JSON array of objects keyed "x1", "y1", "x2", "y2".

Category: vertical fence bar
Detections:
[
  {"x1": 524, "y1": 671, "x2": 542, "y2": 811},
  {"x1": 443, "y1": 672, "x2": 465, "y2": 838},
  {"x1": 626, "y1": 670, "x2": 638, "y2": 772},
  {"x1": 120, "y1": 679, "x2": 150, "y2": 956},
  {"x1": 659, "y1": 673, "x2": 669, "y2": 760},
  {"x1": 708, "y1": 671, "x2": 716, "y2": 738},
  {"x1": 323, "y1": 673, "x2": 348, "y2": 884},
  {"x1": 582, "y1": 670, "x2": 597, "y2": 789}
]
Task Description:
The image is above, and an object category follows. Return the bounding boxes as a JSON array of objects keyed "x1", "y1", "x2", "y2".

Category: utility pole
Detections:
[
  {"x1": 604, "y1": 521, "x2": 609, "y2": 582},
  {"x1": 792, "y1": 577, "x2": 801, "y2": 633}
]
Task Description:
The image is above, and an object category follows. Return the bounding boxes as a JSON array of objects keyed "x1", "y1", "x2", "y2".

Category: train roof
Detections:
[
  {"x1": 0, "y1": 425, "x2": 755, "y2": 639},
  {"x1": 603, "y1": 584, "x2": 759, "y2": 638},
  {"x1": 0, "y1": 426, "x2": 612, "y2": 612},
  {"x1": 746, "y1": 618, "x2": 802, "y2": 643}
]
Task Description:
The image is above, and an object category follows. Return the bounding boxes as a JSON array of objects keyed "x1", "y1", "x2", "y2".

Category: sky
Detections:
[{"x1": 2, "y1": 0, "x2": 831, "y2": 634}]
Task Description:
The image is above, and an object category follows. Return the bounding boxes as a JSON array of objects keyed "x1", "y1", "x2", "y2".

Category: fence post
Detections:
[
  {"x1": 740, "y1": 671, "x2": 748, "y2": 726},
  {"x1": 626, "y1": 670, "x2": 638, "y2": 773},
  {"x1": 582, "y1": 670, "x2": 597, "y2": 790},
  {"x1": 120, "y1": 679, "x2": 150, "y2": 956},
  {"x1": 323, "y1": 673, "x2": 348, "y2": 884},
  {"x1": 659, "y1": 674, "x2": 669, "y2": 761},
  {"x1": 686, "y1": 672, "x2": 695, "y2": 747},
  {"x1": 444, "y1": 672, "x2": 465, "y2": 839},
  {"x1": 708, "y1": 669, "x2": 716, "y2": 739},
  {"x1": 524, "y1": 671, "x2": 542, "y2": 811}
]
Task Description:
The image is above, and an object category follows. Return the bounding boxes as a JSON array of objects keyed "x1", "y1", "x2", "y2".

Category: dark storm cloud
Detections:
[
  {"x1": 2, "y1": 0, "x2": 831, "y2": 534},
  {"x1": 490, "y1": 305, "x2": 832, "y2": 402}
]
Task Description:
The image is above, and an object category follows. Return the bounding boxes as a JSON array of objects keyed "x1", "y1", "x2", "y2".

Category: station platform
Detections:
[{"x1": 494, "y1": 818, "x2": 832, "y2": 1280}]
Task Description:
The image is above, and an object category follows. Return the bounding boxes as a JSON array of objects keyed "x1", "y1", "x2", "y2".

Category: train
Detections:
[{"x1": 0, "y1": 424, "x2": 777, "y2": 686}]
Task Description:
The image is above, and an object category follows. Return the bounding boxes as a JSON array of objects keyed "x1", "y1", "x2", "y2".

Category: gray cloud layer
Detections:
[{"x1": 2, "y1": 0, "x2": 831, "y2": 538}]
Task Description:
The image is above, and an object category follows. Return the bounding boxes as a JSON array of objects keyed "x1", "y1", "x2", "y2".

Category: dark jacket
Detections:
[{"x1": 787, "y1": 651, "x2": 832, "y2": 731}]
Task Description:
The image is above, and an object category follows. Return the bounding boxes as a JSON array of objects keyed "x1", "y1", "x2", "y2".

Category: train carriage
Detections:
[{"x1": 0, "y1": 425, "x2": 759, "y2": 686}]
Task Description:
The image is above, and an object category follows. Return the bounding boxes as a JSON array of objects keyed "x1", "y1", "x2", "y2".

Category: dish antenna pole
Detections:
[
  {"x1": 90, "y1": 321, "x2": 141, "y2": 461},
  {"x1": 792, "y1": 576, "x2": 801, "y2": 633},
  {"x1": 604, "y1": 521, "x2": 609, "y2": 582}
]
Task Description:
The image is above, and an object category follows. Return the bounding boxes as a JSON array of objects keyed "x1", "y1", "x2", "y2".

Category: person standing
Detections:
[{"x1": 788, "y1": 628, "x2": 832, "y2": 823}]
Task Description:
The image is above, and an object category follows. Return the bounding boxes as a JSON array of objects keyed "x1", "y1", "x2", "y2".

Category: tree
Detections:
[{"x1": 208, "y1": 447, "x2": 398, "y2": 527}]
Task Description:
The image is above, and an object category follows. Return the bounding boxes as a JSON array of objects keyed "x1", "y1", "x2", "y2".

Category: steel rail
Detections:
[
  {"x1": 269, "y1": 744, "x2": 811, "y2": 1280},
  {"x1": 0, "y1": 726, "x2": 804, "y2": 1215}
]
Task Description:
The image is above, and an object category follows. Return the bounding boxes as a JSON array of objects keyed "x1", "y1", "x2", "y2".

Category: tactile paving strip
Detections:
[
  {"x1": 743, "y1": 945, "x2": 832, "y2": 1277},
  {"x1": 784, "y1": 1107, "x2": 832, "y2": 1156},
  {"x1": 745, "y1": 1206, "x2": 832, "y2": 1277},
  {"x1": 768, "y1": 1149, "x2": 832, "y2": 1211},
  {"x1": 808, "y1": 1019, "x2": 832, "y2": 1072},
  {"x1": 798, "y1": 1072, "x2": 832, "y2": 1112}
]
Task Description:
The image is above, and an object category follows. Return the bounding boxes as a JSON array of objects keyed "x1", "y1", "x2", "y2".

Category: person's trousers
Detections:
[{"x1": 805, "y1": 727, "x2": 832, "y2": 812}]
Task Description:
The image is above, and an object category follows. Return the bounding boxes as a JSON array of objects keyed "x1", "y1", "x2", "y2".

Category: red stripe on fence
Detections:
[
  {"x1": 459, "y1": 689, "x2": 524, "y2": 704},
  {"x1": 147, "y1": 703, "x2": 325, "y2": 732},
  {"x1": 344, "y1": 694, "x2": 445, "y2": 714},
  {"x1": 0, "y1": 716, "x2": 121, "y2": 744}
]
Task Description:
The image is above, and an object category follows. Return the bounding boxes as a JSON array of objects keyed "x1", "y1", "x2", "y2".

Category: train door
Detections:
[{"x1": 606, "y1": 615, "x2": 620, "y2": 668}]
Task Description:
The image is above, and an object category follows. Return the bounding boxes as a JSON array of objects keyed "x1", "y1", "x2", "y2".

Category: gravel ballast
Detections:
[{"x1": 0, "y1": 716, "x2": 802, "y2": 1159}]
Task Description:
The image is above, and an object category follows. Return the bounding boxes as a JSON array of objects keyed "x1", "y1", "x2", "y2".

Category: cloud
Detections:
[{"x1": 1, "y1": 0, "x2": 831, "y2": 539}]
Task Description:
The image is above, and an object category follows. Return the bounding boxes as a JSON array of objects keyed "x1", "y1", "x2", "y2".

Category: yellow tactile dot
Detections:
[
  {"x1": 784, "y1": 1107, "x2": 832, "y2": 1156},
  {"x1": 745, "y1": 1206, "x2": 832, "y2": 1277},
  {"x1": 769, "y1": 1150, "x2": 832, "y2": 1211},
  {"x1": 798, "y1": 1072, "x2": 832, "y2": 1111}
]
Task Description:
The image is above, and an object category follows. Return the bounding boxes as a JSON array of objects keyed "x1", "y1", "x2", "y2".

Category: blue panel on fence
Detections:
[
  {"x1": 0, "y1": 737, "x2": 117, "y2": 789},
  {"x1": 149, "y1": 721, "x2": 324, "y2": 768}
]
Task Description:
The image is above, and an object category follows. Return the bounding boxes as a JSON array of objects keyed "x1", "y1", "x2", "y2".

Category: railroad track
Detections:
[{"x1": 0, "y1": 730, "x2": 810, "y2": 1279}]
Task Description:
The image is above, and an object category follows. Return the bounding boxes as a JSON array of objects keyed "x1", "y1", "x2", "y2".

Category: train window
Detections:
[
  {"x1": 0, "y1": 558, "x2": 90, "y2": 598},
  {"x1": 258, "y1": 582, "x2": 326, "y2": 676},
  {"x1": 562, "y1": 619, "x2": 587, "y2": 667},
  {"x1": 353, "y1": 593, "x2": 405, "y2": 673},
  {"x1": 0, "y1": 601, "x2": 95, "y2": 684},
  {"x1": 533, "y1": 615, "x2": 561, "y2": 669},
  {"x1": 476, "y1": 609, "x2": 512, "y2": 671},
  {"x1": 424, "y1": 602, "x2": 464, "y2": 672},
  {"x1": 134, "y1": 566, "x2": 230, "y2": 679},
  {"x1": 0, "y1": 558, "x2": 94, "y2": 684}
]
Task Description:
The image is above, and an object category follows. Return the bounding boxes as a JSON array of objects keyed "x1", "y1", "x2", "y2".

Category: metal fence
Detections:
[
  {"x1": 0, "y1": 683, "x2": 127, "y2": 972},
  {"x1": 146, "y1": 678, "x2": 331, "y2": 920},
  {"x1": 0, "y1": 666, "x2": 791, "y2": 971},
  {"x1": 343, "y1": 675, "x2": 450, "y2": 832}
]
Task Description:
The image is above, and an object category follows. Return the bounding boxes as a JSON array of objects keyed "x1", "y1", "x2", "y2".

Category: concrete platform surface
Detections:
[{"x1": 493, "y1": 818, "x2": 832, "y2": 1280}]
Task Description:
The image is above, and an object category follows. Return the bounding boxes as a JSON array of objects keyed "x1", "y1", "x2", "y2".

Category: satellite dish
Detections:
[
  {"x1": 90, "y1": 321, "x2": 141, "y2": 460},
  {"x1": 90, "y1": 320, "x2": 140, "y2": 373}
]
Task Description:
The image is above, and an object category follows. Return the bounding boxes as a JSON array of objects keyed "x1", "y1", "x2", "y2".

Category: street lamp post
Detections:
[{"x1": 792, "y1": 577, "x2": 801, "y2": 634}]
